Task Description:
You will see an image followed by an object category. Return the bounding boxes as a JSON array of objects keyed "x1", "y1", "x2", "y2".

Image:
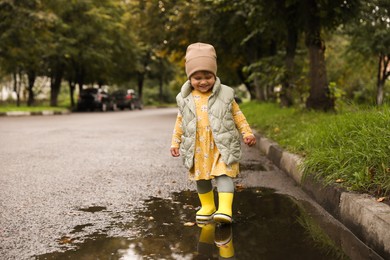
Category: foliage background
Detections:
[{"x1": 0, "y1": 0, "x2": 389, "y2": 108}]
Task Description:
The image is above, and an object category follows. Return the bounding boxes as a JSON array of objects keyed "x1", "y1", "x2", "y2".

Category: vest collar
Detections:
[{"x1": 180, "y1": 77, "x2": 222, "y2": 98}]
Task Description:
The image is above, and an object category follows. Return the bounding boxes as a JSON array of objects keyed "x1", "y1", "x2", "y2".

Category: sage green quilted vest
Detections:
[{"x1": 176, "y1": 77, "x2": 241, "y2": 169}]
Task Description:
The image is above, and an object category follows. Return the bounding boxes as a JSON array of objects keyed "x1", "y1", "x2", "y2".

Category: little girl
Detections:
[{"x1": 170, "y1": 42, "x2": 256, "y2": 224}]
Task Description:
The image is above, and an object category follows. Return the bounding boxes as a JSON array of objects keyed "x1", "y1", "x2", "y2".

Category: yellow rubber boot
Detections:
[
  {"x1": 215, "y1": 225, "x2": 234, "y2": 259},
  {"x1": 197, "y1": 222, "x2": 216, "y2": 257},
  {"x1": 213, "y1": 192, "x2": 234, "y2": 224},
  {"x1": 218, "y1": 239, "x2": 235, "y2": 259},
  {"x1": 198, "y1": 222, "x2": 216, "y2": 244},
  {"x1": 196, "y1": 190, "x2": 216, "y2": 222}
]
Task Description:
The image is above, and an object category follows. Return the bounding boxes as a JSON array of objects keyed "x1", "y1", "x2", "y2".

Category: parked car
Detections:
[
  {"x1": 76, "y1": 88, "x2": 114, "y2": 112},
  {"x1": 112, "y1": 89, "x2": 142, "y2": 110}
]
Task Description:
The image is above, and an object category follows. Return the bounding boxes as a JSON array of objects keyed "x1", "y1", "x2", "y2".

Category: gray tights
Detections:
[{"x1": 196, "y1": 175, "x2": 234, "y2": 194}]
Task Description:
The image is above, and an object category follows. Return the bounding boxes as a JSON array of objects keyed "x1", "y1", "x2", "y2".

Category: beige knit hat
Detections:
[{"x1": 185, "y1": 42, "x2": 217, "y2": 78}]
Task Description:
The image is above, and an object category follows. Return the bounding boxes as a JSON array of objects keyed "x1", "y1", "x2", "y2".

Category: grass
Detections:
[{"x1": 240, "y1": 102, "x2": 390, "y2": 198}]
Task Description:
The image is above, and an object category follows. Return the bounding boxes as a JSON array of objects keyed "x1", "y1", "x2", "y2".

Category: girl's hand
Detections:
[
  {"x1": 170, "y1": 147, "x2": 180, "y2": 157},
  {"x1": 244, "y1": 135, "x2": 256, "y2": 147}
]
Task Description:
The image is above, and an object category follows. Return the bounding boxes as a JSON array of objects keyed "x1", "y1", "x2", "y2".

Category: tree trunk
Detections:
[
  {"x1": 376, "y1": 54, "x2": 389, "y2": 106},
  {"x1": 304, "y1": 0, "x2": 334, "y2": 111},
  {"x1": 50, "y1": 65, "x2": 64, "y2": 107},
  {"x1": 76, "y1": 68, "x2": 85, "y2": 94},
  {"x1": 97, "y1": 80, "x2": 105, "y2": 90},
  {"x1": 377, "y1": 81, "x2": 384, "y2": 106},
  {"x1": 280, "y1": 24, "x2": 297, "y2": 107},
  {"x1": 254, "y1": 75, "x2": 262, "y2": 101},
  {"x1": 137, "y1": 72, "x2": 144, "y2": 100},
  {"x1": 159, "y1": 76, "x2": 163, "y2": 103},
  {"x1": 237, "y1": 68, "x2": 255, "y2": 100},
  {"x1": 13, "y1": 72, "x2": 21, "y2": 107},
  {"x1": 68, "y1": 79, "x2": 76, "y2": 108},
  {"x1": 27, "y1": 70, "x2": 36, "y2": 106}
]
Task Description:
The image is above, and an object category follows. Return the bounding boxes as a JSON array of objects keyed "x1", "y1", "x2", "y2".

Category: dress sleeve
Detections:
[
  {"x1": 232, "y1": 100, "x2": 254, "y2": 138},
  {"x1": 171, "y1": 111, "x2": 183, "y2": 148}
]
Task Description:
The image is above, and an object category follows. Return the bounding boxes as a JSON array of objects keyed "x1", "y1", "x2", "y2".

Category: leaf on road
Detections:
[
  {"x1": 377, "y1": 197, "x2": 386, "y2": 202},
  {"x1": 183, "y1": 204, "x2": 194, "y2": 210},
  {"x1": 235, "y1": 184, "x2": 245, "y2": 191},
  {"x1": 59, "y1": 236, "x2": 72, "y2": 244}
]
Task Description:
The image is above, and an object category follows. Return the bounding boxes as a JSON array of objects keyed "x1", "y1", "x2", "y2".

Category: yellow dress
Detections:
[{"x1": 171, "y1": 89, "x2": 254, "y2": 181}]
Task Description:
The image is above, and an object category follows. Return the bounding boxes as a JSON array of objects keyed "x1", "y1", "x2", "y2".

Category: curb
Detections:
[
  {"x1": 254, "y1": 132, "x2": 390, "y2": 259},
  {"x1": 0, "y1": 110, "x2": 71, "y2": 117}
]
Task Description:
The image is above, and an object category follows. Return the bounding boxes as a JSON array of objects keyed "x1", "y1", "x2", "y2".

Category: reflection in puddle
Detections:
[{"x1": 37, "y1": 188, "x2": 354, "y2": 259}]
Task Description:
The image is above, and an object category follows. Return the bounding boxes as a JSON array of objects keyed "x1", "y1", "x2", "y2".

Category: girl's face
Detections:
[{"x1": 190, "y1": 71, "x2": 216, "y2": 93}]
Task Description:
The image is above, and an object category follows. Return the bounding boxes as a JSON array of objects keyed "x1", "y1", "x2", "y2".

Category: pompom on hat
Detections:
[{"x1": 185, "y1": 42, "x2": 217, "y2": 78}]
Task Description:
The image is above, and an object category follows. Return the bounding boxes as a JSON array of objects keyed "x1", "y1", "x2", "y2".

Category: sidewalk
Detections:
[
  {"x1": 254, "y1": 132, "x2": 390, "y2": 259},
  {"x1": 0, "y1": 110, "x2": 71, "y2": 117}
]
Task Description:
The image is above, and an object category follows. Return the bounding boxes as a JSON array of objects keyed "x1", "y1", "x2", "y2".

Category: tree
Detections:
[
  {"x1": 41, "y1": 0, "x2": 69, "y2": 106},
  {"x1": 273, "y1": 0, "x2": 301, "y2": 107},
  {"x1": 236, "y1": 0, "x2": 299, "y2": 103},
  {"x1": 45, "y1": 0, "x2": 138, "y2": 107},
  {"x1": 301, "y1": 0, "x2": 360, "y2": 111},
  {"x1": 0, "y1": 0, "x2": 54, "y2": 106},
  {"x1": 213, "y1": 0, "x2": 359, "y2": 110},
  {"x1": 124, "y1": 0, "x2": 178, "y2": 100},
  {"x1": 348, "y1": 0, "x2": 390, "y2": 105},
  {"x1": 165, "y1": 0, "x2": 270, "y2": 99}
]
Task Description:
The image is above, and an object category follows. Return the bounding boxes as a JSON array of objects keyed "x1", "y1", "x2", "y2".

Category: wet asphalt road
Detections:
[
  {"x1": 0, "y1": 108, "x2": 380, "y2": 259},
  {"x1": 1, "y1": 108, "x2": 191, "y2": 259}
]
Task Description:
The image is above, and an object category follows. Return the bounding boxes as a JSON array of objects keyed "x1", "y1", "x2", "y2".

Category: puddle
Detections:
[
  {"x1": 36, "y1": 188, "x2": 377, "y2": 259},
  {"x1": 240, "y1": 161, "x2": 266, "y2": 171},
  {"x1": 70, "y1": 224, "x2": 94, "y2": 234},
  {"x1": 78, "y1": 206, "x2": 107, "y2": 213}
]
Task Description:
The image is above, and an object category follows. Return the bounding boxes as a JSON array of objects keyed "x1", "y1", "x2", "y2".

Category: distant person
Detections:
[{"x1": 170, "y1": 42, "x2": 256, "y2": 224}]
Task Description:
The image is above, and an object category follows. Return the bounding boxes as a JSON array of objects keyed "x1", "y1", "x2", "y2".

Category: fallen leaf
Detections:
[
  {"x1": 235, "y1": 184, "x2": 245, "y2": 191},
  {"x1": 59, "y1": 236, "x2": 72, "y2": 244},
  {"x1": 273, "y1": 127, "x2": 280, "y2": 133},
  {"x1": 183, "y1": 204, "x2": 194, "y2": 210},
  {"x1": 183, "y1": 222, "x2": 195, "y2": 227},
  {"x1": 335, "y1": 179, "x2": 345, "y2": 183},
  {"x1": 148, "y1": 216, "x2": 154, "y2": 221},
  {"x1": 377, "y1": 197, "x2": 386, "y2": 202}
]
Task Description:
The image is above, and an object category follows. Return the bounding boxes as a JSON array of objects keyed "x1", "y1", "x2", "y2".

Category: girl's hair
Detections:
[{"x1": 189, "y1": 70, "x2": 216, "y2": 79}]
